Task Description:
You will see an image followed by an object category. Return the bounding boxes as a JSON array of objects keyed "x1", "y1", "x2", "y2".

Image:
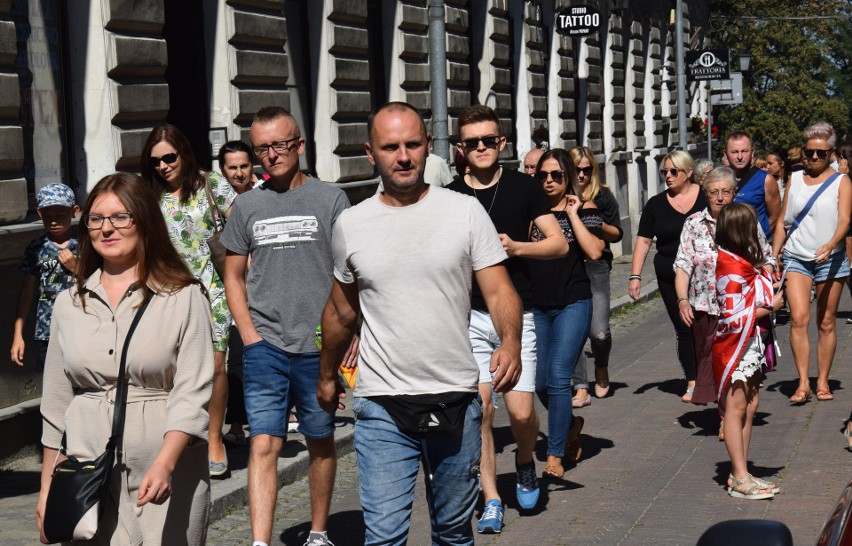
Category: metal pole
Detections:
[
  {"x1": 428, "y1": 0, "x2": 449, "y2": 161},
  {"x1": 707, "y1": 108, "x2": 712, "y2": 161},
  {"x1": 675, "y1": 1, "x2": 687, "y2": 150}
]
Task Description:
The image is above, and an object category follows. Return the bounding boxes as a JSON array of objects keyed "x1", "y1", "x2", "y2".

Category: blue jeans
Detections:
[
  {"x1": 242, "y1": 340, "x2": 334, "y2": 439},
  {"x1": 533, "y1": 299, "x2": 592, "y2": 457},
  {"x1": 353, "y1": 396, "x2": 482, "y2": 546}
]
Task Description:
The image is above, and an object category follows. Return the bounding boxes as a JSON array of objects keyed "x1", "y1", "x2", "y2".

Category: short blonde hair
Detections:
[{"x1": 661, "y1": 150, "x2": 694, "y2": 173}]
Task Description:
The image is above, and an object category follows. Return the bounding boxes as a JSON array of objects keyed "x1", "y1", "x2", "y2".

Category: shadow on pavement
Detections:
[
  {"x1": 279, "y1": 510, "x2": 364, "y2": 546},
  {"x1": 677, "y1": 407, "x2": 720, "y2": 437},
  {"x1": 596, "y1": 381, "x2": 629, "y2": 397},
  {"x1": 633, "y1": 377, "x2": 684, "y2": 396},
  {"x1": 0, "y1": 470, "x2": 40, "y2": 498}
]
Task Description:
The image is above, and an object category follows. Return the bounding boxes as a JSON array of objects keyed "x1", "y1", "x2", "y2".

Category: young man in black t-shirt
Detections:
[{"x1": 447, "y1": 105, "x2": 568, "y2": 533}]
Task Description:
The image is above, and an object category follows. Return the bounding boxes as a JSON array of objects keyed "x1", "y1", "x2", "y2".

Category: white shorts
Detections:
[{"x1": 469, "y1": 309, "x2": 537, "y2": 392}]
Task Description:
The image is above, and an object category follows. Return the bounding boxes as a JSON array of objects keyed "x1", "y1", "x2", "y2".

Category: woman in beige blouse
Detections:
[{"x1": 36, "y1": 173, "x2": 214, "y2": 545}]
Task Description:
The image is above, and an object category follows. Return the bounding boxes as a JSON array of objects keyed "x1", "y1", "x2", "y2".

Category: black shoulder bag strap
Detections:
[{"x1": 105, "y1": 289, "x2": 154, "y2": 454}]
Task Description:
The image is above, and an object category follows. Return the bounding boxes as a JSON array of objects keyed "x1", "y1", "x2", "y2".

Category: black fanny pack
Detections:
[{"x1": 372, "y1": 392, "x2": 476, "y2": 433}]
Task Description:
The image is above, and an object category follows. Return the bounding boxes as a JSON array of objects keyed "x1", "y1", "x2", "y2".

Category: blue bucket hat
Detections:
[{"x1": 37, "y1": 184, "x2": 77, "y2": 208}]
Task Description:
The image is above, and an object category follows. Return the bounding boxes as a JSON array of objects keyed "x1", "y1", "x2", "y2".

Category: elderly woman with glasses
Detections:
[
  {"x1": 528, "y1": 148, "x2": 605, "y2": 478},
  {"x1": 629, "y1": 151, "x2": 707, "y2": 402},
  {"x1": 674, "y1": 168, "x2": 775, "y2": 408},
  {"x1": 141, "y1": 124, "x2": 236, "y2": 478},
  {"x1": 772, "y1": 122, "x2": 851, "y2": 404}
]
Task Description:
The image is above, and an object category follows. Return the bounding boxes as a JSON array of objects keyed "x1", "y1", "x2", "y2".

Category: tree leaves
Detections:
[{"x1": 708, "y1": 0, "x2": 850, "y2": 152}]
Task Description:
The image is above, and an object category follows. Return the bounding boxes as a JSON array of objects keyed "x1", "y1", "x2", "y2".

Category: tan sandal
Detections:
[
  {"x1": 728, "y1": 473, "x2": 779, "y2": 495},
  {"x1": 542, "y1": 463, "x2": 564, "y2": 479},
  {"x1": 727, "y1": 474, "x2": 775, "y2": 500}
]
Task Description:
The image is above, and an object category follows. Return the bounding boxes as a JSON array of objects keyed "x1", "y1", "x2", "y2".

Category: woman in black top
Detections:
[
  {"x1": 629, "y1": 151, "x2": 706, "y2": 402},
  {"x1": 529, "y1": 149, "x2": 604, "y2": 479},
  {"x1": 568, "y1": 146, "x2": 623, "y2": 405}
]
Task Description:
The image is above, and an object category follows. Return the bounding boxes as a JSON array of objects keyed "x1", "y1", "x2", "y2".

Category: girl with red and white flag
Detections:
[{"x1": 713, "y1": 203, "x2": 784, "y2": 500}]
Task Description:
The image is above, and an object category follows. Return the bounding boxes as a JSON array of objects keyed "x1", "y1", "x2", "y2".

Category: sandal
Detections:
[
  {"x1": 542, "y1": 463, "x2": 565, "y2": 479},
  {"x1": 681, "y1": 386, "x2": 695, "y2": 403},
  {"x1": 816, "y1": 390, "x2": 834, "y2": 401},
  {"x1": 728, "y1": 474, "x2": 779, "y2": 495},
  {"x1": 789, "y1": 389, "x2": 812, "y2": 404},
  {"x1": 565, "y1": 416, "x2": 584, "y2": 463},
  {"x1": 727, "y1": 474, "x2": 775, "y2": 500}
]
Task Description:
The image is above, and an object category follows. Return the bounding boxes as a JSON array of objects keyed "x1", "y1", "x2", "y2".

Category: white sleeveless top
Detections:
[{"x1": 783, "y1": 170, "x2": 845, "y2": 260}]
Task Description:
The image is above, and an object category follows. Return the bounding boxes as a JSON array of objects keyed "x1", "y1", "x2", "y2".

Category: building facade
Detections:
[{"x1": 0, "y1": 0, "x2": 710, "y2": 451}]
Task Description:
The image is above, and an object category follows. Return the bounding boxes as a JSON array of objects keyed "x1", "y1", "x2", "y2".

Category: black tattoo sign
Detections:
[{"x1": 555, "y1": 4, "x2": 601, "y2": 37}]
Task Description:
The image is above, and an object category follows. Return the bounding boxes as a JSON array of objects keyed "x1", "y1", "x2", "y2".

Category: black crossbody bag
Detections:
[{"x1": 42, "y1": 291, "x2": 153, "y2": 543}]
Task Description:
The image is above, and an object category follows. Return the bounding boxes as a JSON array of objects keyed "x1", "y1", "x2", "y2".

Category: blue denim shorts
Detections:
[
  {"x1": 242, "y1": 339, "x2": 334, "y2": 439},
  {"x1": 783, "y1": 251, "x2": 850, "y2": 282}
]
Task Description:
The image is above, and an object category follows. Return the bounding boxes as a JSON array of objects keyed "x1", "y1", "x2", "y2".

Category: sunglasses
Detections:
[
  {"x1": 577, "y1": 166, "x2": 594, "y2": 176},
  {"x1": 461, "y1": 136, "x2": 500, "y2": 150},
  {"x1": 536, "y1": 170, "x2": 565, "y2": 182},
  {"x1": 802, "y1": 148, "x2": 832, "y2": 160},
  {"x1": 149, "y1": 152, "x2": 178, "y2": 168},
  {"x1": 659, "y1": 168, "x2": 683, "y2": 178}
]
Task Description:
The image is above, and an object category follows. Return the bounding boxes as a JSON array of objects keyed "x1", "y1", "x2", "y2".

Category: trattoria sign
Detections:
[
  {"x1": 685, "y1": 49, "x2": 731, "y2": 81},
  {"x1": 555, "y1": 4, "x2": 600, "y2": 37}
]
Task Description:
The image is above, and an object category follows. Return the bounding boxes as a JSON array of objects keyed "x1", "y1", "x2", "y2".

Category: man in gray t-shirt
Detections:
[
  {"x1": 318, "y1": 102, "x2": 522, "y2": 545},
  {"x1": 221, "y1": 107, "x2": 349, "y2": 546}
]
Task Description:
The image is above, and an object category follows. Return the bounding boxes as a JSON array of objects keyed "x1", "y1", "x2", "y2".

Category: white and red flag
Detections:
[{"x1": 712, "y1": 248, "x2": 774, "y2": 400}]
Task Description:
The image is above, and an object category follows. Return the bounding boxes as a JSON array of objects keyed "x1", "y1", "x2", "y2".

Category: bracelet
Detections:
[
  {"x1": 677, "y1": 297, "x2": 689, "y2": 304},
  {"x1": 629, "y1": 274, "x2": 642, "y2": 281}
]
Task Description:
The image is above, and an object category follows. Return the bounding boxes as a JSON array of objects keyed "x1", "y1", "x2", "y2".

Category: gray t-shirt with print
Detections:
[{"x1": 221, "y1": 177, "x2": 350, "y2": 353}]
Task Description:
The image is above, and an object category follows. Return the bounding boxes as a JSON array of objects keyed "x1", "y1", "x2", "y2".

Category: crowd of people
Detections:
[{"x1": 9, "y1": 99, "x2": 851, "y2": 544}]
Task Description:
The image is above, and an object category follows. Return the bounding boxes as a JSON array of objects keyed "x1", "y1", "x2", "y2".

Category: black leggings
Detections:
[{"x1": 657, "y1": 276, "x2": 696, "y2": 382}]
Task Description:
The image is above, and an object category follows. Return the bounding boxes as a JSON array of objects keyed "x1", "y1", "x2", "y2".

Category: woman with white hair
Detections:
[
  {"x1": 674, "y1": 167, "x2": 775, "y2": 407},
  {"x1": 772, "y1": 121, "x2": 851, "y2": 404},
  {"x1": 629, "y1": 151, "x2": 707, "y2": 401}
]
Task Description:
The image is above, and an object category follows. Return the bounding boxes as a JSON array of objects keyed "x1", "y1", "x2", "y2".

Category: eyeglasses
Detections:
[
  {"x1": 705, "y1": 189, "x2": 734, "y2": 198},
  {"x1": 577, "y1": 166, "x2": 594, "y2": 176},
  {"x1": 659, "y1": 168, "x2": 683, "y2": 178},
  {"x1": 149, "y1": 153, "x2": 178, "y2": 168},
  {"x1": 254, "y1": 136, "x2": 301, "y2": 158},
  {"x1": 536, "y1": 170, "x2": 565, "y2": 182},
  {"x1": 524, "y1": 164, "x2": 537, "y2": 173},
  {"x1": 83, "y1": 213, "x2": 134, "y2": 230},
  {"x1": 802, "y1": 148, "x2": 832, "y2": 160},
  {"x1": 461, "y1": 136, "x2": 500, "y2": 150}
]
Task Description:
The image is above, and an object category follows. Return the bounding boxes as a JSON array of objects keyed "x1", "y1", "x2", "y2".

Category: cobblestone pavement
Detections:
[{"x1": 208, "y1": 286, "x2": 852, "y2": 545}]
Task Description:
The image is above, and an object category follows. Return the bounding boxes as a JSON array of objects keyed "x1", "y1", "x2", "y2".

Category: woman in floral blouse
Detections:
[
  {"x1": 141, "y1": 124, "x2": 236, "y2": 478},
  {"x1": 674, "y1": 167, "x2": 774, "y2": 407}
]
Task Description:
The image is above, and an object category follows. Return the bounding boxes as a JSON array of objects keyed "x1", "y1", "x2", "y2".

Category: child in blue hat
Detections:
[{"x1": 11, "y1": 184, "x2": 79, "y2": 371}]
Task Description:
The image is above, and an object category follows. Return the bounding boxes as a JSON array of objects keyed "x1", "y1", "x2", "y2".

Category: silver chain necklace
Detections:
[{"x1": 468, "y1": 168, "x2": 502, "y2": 214}]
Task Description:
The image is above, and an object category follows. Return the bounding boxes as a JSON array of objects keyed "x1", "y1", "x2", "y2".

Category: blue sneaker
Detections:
[
  {"x1": 516, "y1": 460, "x2": 540, "y2": 509},
  {"x1": 476, "y1": 499, "x2": 503, "y2": 534}
]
